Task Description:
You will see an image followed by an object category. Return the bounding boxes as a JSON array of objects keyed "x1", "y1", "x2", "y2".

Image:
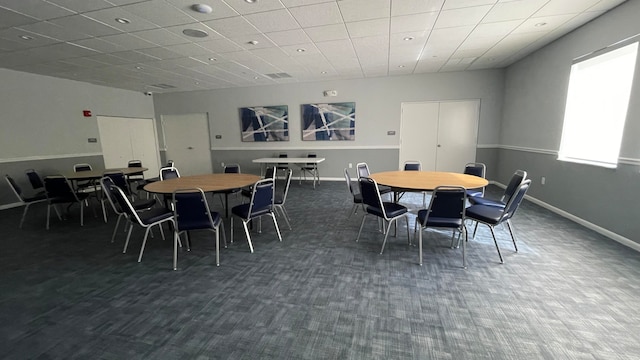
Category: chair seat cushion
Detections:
[
  {"x1": 466, "y1": 189, "x2": 483, "y2": 198},
  {"x1": 139, "y1": 207, "x2": 173, "y2": 225},
  {"x1": 416, "y1": 210, "x2": 463, "y2": 228},
  {"x1": 231, "y1": 203, "x2": 270, "y2": 219},
  {"x1": 131, "y1": 198, "x2": 156, "y2": 211},
  {"x1": 367, "y1": 202, "x2": 407, "y2": 218},
  {"x1": 465, "y1": 205, "x2": 503, "y2": 225},
  {"x1": 353, "y1": 193, "x2": 363, "y2": 204},
  {"x1": 468, "y1": 196, "x2": 506, "y2": 208},
  {"x1": 178, "y1": 212, "x2": 221, "y2": 231},
  {"x1": 378, "y1": 185, "x2": 393, "y2": 195}
]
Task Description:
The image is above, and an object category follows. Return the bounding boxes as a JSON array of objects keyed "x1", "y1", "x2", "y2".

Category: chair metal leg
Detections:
[
  {"x1": 215, "y1": 226, "x2": 220, "y2": 266},
  {"x1": 230, "y1": 217, "x2": 234, "y2": 244},
  {"x1": 379, "y1": 219, "x2": 395, "y2": 254},
  {"x1": 80, "y1": 201, "x2": 84, "y2": 226},
  {"x1": 19, "y1": 204, "x2": 29, "y2": 229},
  {"x1": 220, "y1": 222, "x2": 227, "y2": 248},
  {"x1": 276, "y1": 205, "x2": 292, "y2": 230},
  {"x1": 173, "y1": 230, "x2": 179, "y2": 271},
  {"x1": 506, "y1": 220, "x2": 518, "y2": 252},
  {"x1": 418, "y1": 223, "x2": 423, "y2": 266},
  {"x1": 356, "y1": 214, "x2": 368, "y2": 242},
  {"x1": 123, "y1": 224, "x2": 134, "y2": 253},
  {"x1": 46, "y1": 204, "x2": 51, "y2": 230},
  {"x1": 462, "y1": 225, "x2": 468, "y2": 269},
  {"x1": 488, "y1": 226, "x2": 504, "y2": 264},
  {"x1": 138, "y1": 227, "x2": 152, "y2": 262},
  {"x1": 241, "y1": 220, "x2": 254, "y2": 253},
  {"x1": 111, "y1": 215, "x2": 123, "y2": 243},
  {"x1": 270, "y1": 212, "x2": 282, "y2": 241}
]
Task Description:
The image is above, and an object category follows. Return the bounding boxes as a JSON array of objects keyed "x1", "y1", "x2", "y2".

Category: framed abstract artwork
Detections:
[
  {"x1": 301, "y1": 102, "x2": 355, "y2": 141},
  {"x1": 239, "y1": 105, "x2": 289, "y2": 142}
]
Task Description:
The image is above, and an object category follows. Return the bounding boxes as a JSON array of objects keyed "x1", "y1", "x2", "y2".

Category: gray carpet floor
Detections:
[{"x1": 1, "y1": 179, "x2": 640, "y2": 359}]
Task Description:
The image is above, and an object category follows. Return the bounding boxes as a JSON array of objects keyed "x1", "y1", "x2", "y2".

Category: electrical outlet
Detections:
[
  {"x1": 348, "y1": 163, "x2": 352, "y2": 168},
  {"x1": 541, "y1": 176, "x2": 546, "y2": 185}
]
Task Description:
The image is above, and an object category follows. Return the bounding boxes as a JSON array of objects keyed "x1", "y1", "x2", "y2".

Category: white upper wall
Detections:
[
  {"x1": 0, "y1": 68, "x2": 155, "y2": 160},
  {"x1": 502, "y1": 0, "x2": 640, "y2": 158},
  {"x1": 153, "y1": 70, "x2": 504, "y2": 149}
]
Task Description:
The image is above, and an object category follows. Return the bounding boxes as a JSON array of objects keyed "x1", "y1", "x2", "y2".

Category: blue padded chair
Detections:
[
  {"x1": 274, "y1": 168, "x2": 293, "y2": 230},
  {"x1": 218, "y1": 163, "x2": 242, "y2": 210},
  {"x1": 73, "y1": 163, "x2": 99, "y2": 196},
  {"x1": 43, "y1": 175, "x2": 92, "y2": 230},
  {"x1": 299, "y1": 153, "x2": 320, "y2": 188},
  {"x1": 415, "y1": 186, "x2": 468, "y2": 267},
  {"x1": 173, "y1": 188, "x2": 227, "y2": 270},
  {"x1": 231, "y1": 178, "x2": 282, "y2": 253},
  {"x1": 356, "y1": 177, "x2": 410, "y2": 254},
  {"x1": 160, "y1": 166, "x2": 180, "y2": 180},
  {"x1": 463, "y1": 162, "x2": 486, "y2": 198},
  {"x1": 403, "y1": 160, "x2": 421, "y2": 171},
  {"x1": 465, "y1": 179, "x2": 531, "y2": 264},
  {"x1": 276, "y1": 153, "x2": 288, "y2": 179},
  {"x1": 356, "y1": 162, "x2": 393, "y2": 199},
  {"x1": 241, "y1": 167, "x2": 275, "y2": 199},
  {"x1": 108, "y1": 183, "x2": 175, "y2": 265},
  {"x1": 25, "y1": 169, "x2": 45, "y2": 195},
  {"x1": 469, "y1": 169, "x2": 526, "y2": 208},
  {"x1": 344, "y1": 168, "x2": 363, "y2": 218},
  {"x1": 101, "y1": 176, "x2": 156, "y2": 243},
  {"x1": 5, "y1": 174, "x2": 48, "y2": 229}
]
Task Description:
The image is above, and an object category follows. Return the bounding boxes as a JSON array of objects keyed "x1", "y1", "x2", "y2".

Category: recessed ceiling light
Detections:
[
  {"x1": 321, "y1": 71, "x2": 327, "y2": 74},
  {"x1": 296, "y1": 48, "x2": 306, "y2": 52},
  {"x1": 195, "y1": 81, "x2": 200, "y2": 85},
  {"x1": 248, "y1": 40, "x2": 259, "y2": 45},
  {"x1": 245, "y1": 0, "x2": 258, "y2": 3},
  {"x1": 254, "y1": 76, "x2": 260, "y2": 79},
  {"x1": 19, "y1": 35, "x2": 33, "y2": 40},
  {"x1": 191, "y1": 4, "x2": 213, "y2": 14},
  {"x1": 208, "y1": 57, "x2": 217, "y2": 61},
  {"x1": 398, "y1": 65, "x2": 405, "y2": 68},
  {"x1": 135, "y1": 66, "x2": 143, "y2": 70},
  {"x1": 535, "y1": 22, "x2": 547, "y2": 27},
  {"x1": 115, "y1": 17, "x2": 130, "y2": 24},
  {"x1": 183, "y1": 29, "x2": 209, "y2": 38},
  {"x1": 403, "y1": 36, "x2": 414, "y2": 41}
]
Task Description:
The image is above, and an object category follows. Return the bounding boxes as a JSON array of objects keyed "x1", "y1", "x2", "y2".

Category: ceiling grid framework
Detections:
[{"x1": 0, "y1": 0, "x2": 627, "y2": 93}]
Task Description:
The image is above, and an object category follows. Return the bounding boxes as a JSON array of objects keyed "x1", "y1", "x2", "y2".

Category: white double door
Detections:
[
  {"x1": 161, "y1": 113, "x2": 213, "y2": 176},
  {"x1": 399, "y1": 100, "x2": 480, "y2": 172},
  {"x1": 97, "y1": 116, "x2": 161, "y2": 179}
]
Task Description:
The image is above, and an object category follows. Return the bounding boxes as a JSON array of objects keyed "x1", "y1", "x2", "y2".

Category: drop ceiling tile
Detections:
[
  {"x1": 315, "y1": 39, "x2": 357, "y2": 58},
  {"x1": 85, "y1": 53, "x2": 133, "y2": 65},
  {"x1": 198, "y1": 38, "x2": 244, "y2": 53},
  {"x1": 111, "y1": 50, "x2": 160, "y2": 63},
  {"x1": 338, "y1": 0, "x2": 390, "y2": 22},
  {"x1": 0, "y1": 0, "x2": 75, "y2": 20},
  {"x1": 534, "y1": 0, "x2": 601, "y2": 17},
  {"x1": 122, "y1": 0, "x2": 195, "y2": 27},
  {"x1": 265, "y1": 29, "x2": 311, "y2": 46},
  {"x1": 0, "y1": 28, "x2": 60, "y2": 47},
  {"x1": 482, "y1": 0, "x2": 547, "y2": 22},
  {"x1": 245, "y1": 9, "x2": 300, "y2": 33},
  {"x1": 442, "y1": 0, "x2": 497, "y2": 10},
  {"x1": 203, "y1": 16, "x2": 261, "y2": 37},
  {"x1": 17, "y1": 21, "x2": 92, "y2": 42},
  {"x1": 280, "y1": 0, "x2": 335, "y2": 6},
  {"x1": 346, "y1": 18, "x2": 389, "y2": 38},
  {"x1": 43, "y1": 0, "x2": 114, "y2": 13},
  {"x1": 390, "y1": 12, "x2": 438, "y2": 33},
  {"x1": 223, "y1": 0, "x2": 285, "y2": 14},
  {"x1": 280, "y1": 43, "x2": 320, "y2": 56},
  {"x1": 0, "y1": 7, "x2": 39, "y2": 29},
  {"x1": 304, "y1": 23, "x2": 349, "y2": 42},
  {"x1": 469, "y1": 20, "x2": 523, "y2": 37},
  {"x1": 164, "y1": 23, "x2": 224, "y2": 42},
  {"x1": 588, "y1": 0, "x2": 626, "y2": 12},
  {"x1": 165, "y1": 0, "x2": 239, "y2": 20},
  {"x1": 512, "y1": 14, "x2": 576, "y2": 34},
  {"x1": 61, "y1": 56, "x2": 113, "y2": 68},
  {"x1": 71, "y1": 37, "x2": 126, "y2": 53},
  {"x1": 83, "y1": 7, "x2": 160, "y2": 32},
  {"x1": 435, "y1": 5, "x2": 493, "y2": 28},
  {"x1": 230, "y1": 33, "x2": 277, "y2": 50},
  {"x1": 49, "y1": 14, "x2": 121, "y2": 36},
  {"x1": 131, "y1": 28, "x2": 190, "y2": 46},
  {"x1": 426, "y1": 26, "x2": 474, "y2": 48},
  {"x1": 289, "y1": 2, "x2": 342, "y2": 28},
  {"x1": 0, "y1": 37, "x2": 28, "y2": 51},
  {"x1": 99, "y1": 33, "x2": 158, "y2": 50},
  {"x1": 164, "y1": 42, "x2": 214, "y2": 56}
]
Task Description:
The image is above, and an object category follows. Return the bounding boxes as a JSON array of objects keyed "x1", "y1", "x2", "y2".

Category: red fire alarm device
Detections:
[{"x1": 83, "y1": 110, "x2": 92, "y2": 117}]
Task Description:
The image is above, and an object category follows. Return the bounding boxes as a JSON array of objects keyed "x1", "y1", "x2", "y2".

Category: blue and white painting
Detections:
[
  {"x1": 240, "y1": 105, "x2": 289, "y2": 142},
  {"x1": 301, "y1": 102, "x2": 355, "y2": 141}
]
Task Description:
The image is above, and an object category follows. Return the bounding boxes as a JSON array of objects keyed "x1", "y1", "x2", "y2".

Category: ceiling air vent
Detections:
[
  {"x1": 265, "y1": 72, "x2": 292, "y2": 79},
  {"x1": 149, "y1": 83, "x2": 176, "y2": 89}
]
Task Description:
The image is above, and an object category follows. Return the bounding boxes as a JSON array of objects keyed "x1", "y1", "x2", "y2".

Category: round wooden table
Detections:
[
  {"x1": 144, "y1": 173, "x2": 262, "y2": 217},
  {"x1": 370, "y1": 171, "x2": 488, "y2": 191}
]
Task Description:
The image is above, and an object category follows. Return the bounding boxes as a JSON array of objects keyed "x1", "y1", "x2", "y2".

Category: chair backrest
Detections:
[
  {"x1": 74, "y1": 163, "x2": 92, "y2": 172},
  {"x1": 501, "y1": 170, "x2": 527, "y2": 203},
  {"x1": 264, "y1": 167, "x2": 276, "y2": 180},
  {"x1": 277, "y1": 169, "x2": 293, "y2": 205},
  {"x1": 107, "y1": 183, "x2": 145, "y2": 225},
  {"x1": 103, "y1": 171, "x2": 130, "y2": 195},
  {"x1": 128, "y1": 160, "x2": 142, "y2": 168},
  {"x1": 173, "y1": 188, "x2": 217, "y2": 231},
  {"x1": 500, "y1": 179, "x2": 531, "y2": 222},
  {"x1": 44, "y1": 175, "x2": 79, "y2": 201},
  {"x1": 403, "y1": 161, "x2": 421, "y2": 171},
  {"x1": 464, "y1": 163, "x2": 486, "y2": 178},
  {"x1": 356, "y1": 162, "x2": 370, "y2": 178},
  {"x1": 100, "y1": 176, "x2": 123, "y2": 215},
  {"x1": 25, "y1": 169, "x2": 44, "y2": 190},
  {"x1": 306, "y1": 153, "x2": 317, "y2": 166},
  {"x1": 166, "y1": 160, "x2": 175, "y2": 167},
  {"x1": 344, "y1": 168, "x2": 358, "y2": 197},
  {"x1": 245, "y1": 178, "x2": 275, "y2": 220},
  {"x1": 358, "y1": 177, "x2": 386, "y2": 217},
  {"x1": 421, "y1": 186, "x2": 467, "y2": 226},
  {"x1": 277, "y1": 153, "x2": 288, "y2": 168},
  {"x1": 224, "y1": 164, "x2": 241, "y2": 174},
  {"x1": 160, "y1": 166, "x2": 180, "y2": 180},
  {"x1": 5, "y1": 175, "x2": 24, "y2": 201}
]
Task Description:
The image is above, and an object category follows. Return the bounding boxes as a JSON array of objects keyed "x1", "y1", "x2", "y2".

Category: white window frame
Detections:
[{"x1": 558, "y1": 40, "x2": 638, "y2": 168}]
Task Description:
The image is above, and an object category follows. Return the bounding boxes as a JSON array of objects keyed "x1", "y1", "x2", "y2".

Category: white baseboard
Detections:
[{"x1": 489, "y1": 180, "x2": 640, "y2": 252}]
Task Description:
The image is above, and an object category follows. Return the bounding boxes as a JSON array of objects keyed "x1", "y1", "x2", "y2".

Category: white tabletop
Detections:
[{"x1": 252, "y1": 157, "x2": 326, "y2": 164}]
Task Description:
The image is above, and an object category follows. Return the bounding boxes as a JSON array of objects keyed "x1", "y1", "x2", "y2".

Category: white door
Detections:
[
  {"x1": 400, "y1": 100, "x2": 479, "y2": 172},
  {"x1": 97, "y1": 116, "x2": 161, "y2": 179},
  {"x1": 161, "y1": 113, "x2": 212, "y2": 176}
]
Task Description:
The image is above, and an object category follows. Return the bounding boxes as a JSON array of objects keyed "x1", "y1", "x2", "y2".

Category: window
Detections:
[{"x1": 558, "y1": 41, "x2": 638, "y2": 168}]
